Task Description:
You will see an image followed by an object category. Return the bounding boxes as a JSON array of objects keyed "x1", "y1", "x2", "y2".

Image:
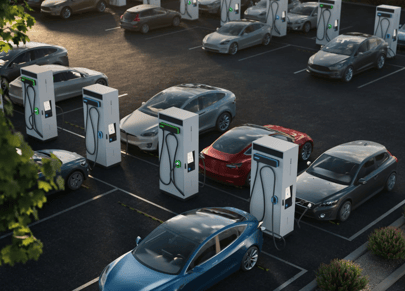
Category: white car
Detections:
[{"x1": 399, "y1": 24, "x2": 405, "y2": 47}]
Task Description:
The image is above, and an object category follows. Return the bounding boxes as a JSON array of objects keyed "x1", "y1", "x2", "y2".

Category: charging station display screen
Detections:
[
  {"x1": 108, "y1": 123, "x2": 116, "y2": 135},
  {"x1": 187, "y1": 151, "x2": 194, "y2": 163},
  {"x1": 44, "y1": 101, "x2": 51, "y2": 111},
  {"x1": 285, "y1": 186, "x2": 291, "y2": 199}
]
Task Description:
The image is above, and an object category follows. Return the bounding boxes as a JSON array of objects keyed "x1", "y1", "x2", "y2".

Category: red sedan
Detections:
[{"x1": 199, "y1": 124, "x2": 314, "y2": 186}]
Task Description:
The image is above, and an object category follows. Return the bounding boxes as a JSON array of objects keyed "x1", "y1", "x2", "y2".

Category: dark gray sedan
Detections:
[
  {"x1": 120, "y1": 5, "x2": 181, "y2": 34},
  {"x1": 295, "y1": 141, "x2": 398, "y2": 222},
  {"x1": 307, "y1": 32, "x2": 389, "y2": 82}
]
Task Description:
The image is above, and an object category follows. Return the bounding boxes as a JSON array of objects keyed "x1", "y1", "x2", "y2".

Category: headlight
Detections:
[
  {"x1": 259, "y1": 11, "x2": 266, "y2": 16},
  {"x1": 296, "y1": 19, "x2": 305, "y2": 24},
  {"x1": 220, "y1": 40, "x2": 230, "y2": 45},
  {"x1": 80, "y1": 160, "x2": 87, "y2": 167},
  {"x1": 308, "y1": 55, "x2": 315, "y2": 65},
  {"x1": 203, "y1": 35, "x2": 209, "y2": 43},
  {"x1": 99, "y1": 264, "x2": 111, "y2": 287},
  {"x1": 320, "y1": 199, "x2": 339, "y2": 207},
  {"x1": 244, "y1": 10, "x2": 249, "y2": 15},
  {"x1": 329, "y1": 62, "x2": 346, "y2": 70},
  {"x1": 141, "y1": 128, "x2": 158, "y2": 137}
]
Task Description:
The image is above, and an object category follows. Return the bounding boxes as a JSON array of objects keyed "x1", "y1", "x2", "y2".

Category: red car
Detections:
[{"x1": 199, "y1": 124, "x2": 314, "y2": 186}]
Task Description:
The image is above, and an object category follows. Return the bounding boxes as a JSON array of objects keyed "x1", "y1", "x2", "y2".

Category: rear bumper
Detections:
[
  {"x1": 120, "y1": 22, "x2": 141, "y2": 31},
  {"x1": 199, "y1": 161, "x2": 247, "y2": 186}
]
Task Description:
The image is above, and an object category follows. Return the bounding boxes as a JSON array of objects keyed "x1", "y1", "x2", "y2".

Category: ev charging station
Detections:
[
  {"x1": 180, "y1": 0, "x2": 198, "y2": 20},
  {"x1": 21, "y1": 65, "x2": 58, "y2": 142},
  {"x1": 143, "y1": 0, "x2": 160, "y2": 6},
  {"x1": 374, "y1": 5, "x2": 401, "y2": 58},
  {"x1": 158, "y1": 107, "x2": 199, "y2": 200},
  {"x1": 82, "y1": 84, "x2": 121, "y2": 168},
  {"x1": 316, "y1": 0, "x2": 342, "y2": 46},
  {"x1": 266, "y1": 0, "x2": 288, "y2": 37},
  {"x1": 250, "y1": 136, "x2": 298, "y2": 242},
  {"x1": 220, "y1": 0, "x2": 241, "y2": 26}
]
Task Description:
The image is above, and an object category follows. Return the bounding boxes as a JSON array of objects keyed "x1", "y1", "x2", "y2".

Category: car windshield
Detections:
[
  {"x1": 322, "y1": 37, "x2": 359, "y2": 56},
  {"x1": 133, "y1": 226, "x2": 199, "y2": 275},
  {"x1": 256, "y1": 0, "x2": 266, "y2": 7},
  {"x1": 0, "y1": 50, "x2": 18, "y2": 66},
  {"x1": 217, "y1": 23, "x2": 246, "y2": 36},
  {"x1": 212, "y1": 126, "x2": 274, "y2": 154},
  {"x1": 290, "y1": 5, "x2": 314, "y2": 15},
  {"x1": 306, "y1": 154, "x2": 360, "y2": 185},
  {"x1": 139, "y1": 90, "x2": 194, "y2": 117}
]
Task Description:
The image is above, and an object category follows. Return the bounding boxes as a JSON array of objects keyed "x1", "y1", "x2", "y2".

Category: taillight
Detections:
[
  {"x1": 120, "y1": 15, "x2": 123, "y2": 19},
  {"x1": 387, "y1": 150, "x2": 398, "y2": 162},
  {"x1": 134, "y1": 14, "x2": 140, "y2": 22}
]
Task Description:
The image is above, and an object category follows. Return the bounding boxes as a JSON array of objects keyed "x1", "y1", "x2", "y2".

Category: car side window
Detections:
[
  {"x1": 312, "y1": 9, "x2": 318, "y2": 16},
  {"x1": 368, "y1": 38, "x2": 378, "y2": 50},
  {"x1": 199, "y1": 93, "x2": 219, "y2": 110},
  {"x1": 154, "y1": 8, "x2": 166, "y2": 14},
  {"x1": 244, "y1": 25, "x2": 254, "y2": 34},
  {"x1": 53, "y1": 72, "x2": 66, "y2": 83},
  {"x1": 187, "y1": 236, "x2": 219, "y2": 271},
  {"x1": 183, "y1": 98, "x2": 200, "y2": 113},
  {"x1": 244, "y1": 147, "x2": 252, "y2": 155},
  {"x1": 356, "y1": 158, "x2": 376, "y2": 181},
  {"x1": 141, "y1": 10, "x2": 152, "y2": 17},
  {"x1": 252, "y1": 23, "x2": 262, "y2": 31},
  {"x1": 218, "y1": 225, "x2": 246, "y2": 250},
  {"x1": 375, "y1": 153, "x2": 389, "y2": 168},
  {"x1": 64, "y1": 71, "x2": 81, "y2": 80},
  {"x1": 44, "y1": 48, "x2": 57, "y2": 56},
  {"x1": 10, "y1": 52, "x2": 31, "y2": 66},
  {"x1": 357, "y1": 41, "x2": 369, "y2": 54},
  {"x1": 32, "y1": 49, "x2": 46, "y2": 60}
]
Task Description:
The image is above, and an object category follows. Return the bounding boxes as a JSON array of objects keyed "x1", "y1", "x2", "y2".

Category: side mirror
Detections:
[
  {"x1": 136, "y1": 236, "x2": 142, "y2": 246},
  {"x1": 191, "y1": 265, "x2": 204, "y2": 273},
  {"x1": 142, "y1": 102, "x2": 146, "y2": 105},
  {"x1": 306, "y1": 161, "x2": 311, "y2": 166},
  {"x1": 320, "y1": 45, "x2": 324, "y2": 49},
  {"x1": 358, "y1": 178, "x2": 367, "y2": 185},
  {"x1": 216, "y1": 27, "x2": 219, "y2": 31}
]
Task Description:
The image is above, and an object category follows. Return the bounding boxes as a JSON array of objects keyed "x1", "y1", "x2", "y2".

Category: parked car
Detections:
[
  {"x1": 198, "y1": 0, "x2": 258, "y2": 16},
  {"x1": 99, "y1": 207, "x2": 264, "y2": 291},
  {"x1": 398, "y1": 24, "x2": 405, "y2": 47},
  {"x1": 287, "y1": 2, "x2": 317, "y2": 33},
  {"x1": 244, "y1": 0, "x2": 301, "y2": 23},
  {"x1": 199, "y1": 124, "x2": 313, "y2": 186},
  {"x1": 9, "y1": 64, "x2": 108, "y2": 106},
  {"x1": 120, "y1": 83, "x2": 236, "y2": 151},
  {"x1": 17, "y1": 148, "x2": 90, "y2": 191},
  {"x1": 120, "y1": 5, "x2": 182, "y2": 34},
  {"x1": 27, "y1": 0, "x2": 45, "y2": 9},
  {"x1": 41, "y1": 0, "x2": 107, "y2": 19},
  {"x1": 295, "y1": 141, "x2": 398, "y2": 222},
  {"x1": 0, "y1": 42, "x2": 68, "y2": 94},
  {"x1": 202, "y1": 20, "x2": 272, "y2": 55},
  {"x1": 307, "y1": 32, "x2": 389, "y2": 82}
]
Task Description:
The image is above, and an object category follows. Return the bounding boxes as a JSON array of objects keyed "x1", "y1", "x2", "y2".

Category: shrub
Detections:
[
  {"x1": 316, "y1": 259, "x2": 368, "y2": 291},
  {"x1": 368, "y1": 226, "x2": 405, "y2": 260}
]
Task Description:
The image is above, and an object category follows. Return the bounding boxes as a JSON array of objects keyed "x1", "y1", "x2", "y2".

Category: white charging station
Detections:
[
  {"x1": 180, "y1": 0, "x2": 198, "y2": 20},
  {"x1": 266, "y1": 0, "x2": 288, "y2": 37},
  {"x1": 82, "y1": 84, "x2": 121, "y2": 168},
  {"x1": 158, "y1": 107, "x2": 199, "y2": 200},
  {"x1": 250, "y1": 135, "x2": 298, "y2": 239},
  {"x1": 374, "y1": 5, "x2": 401, "y2": 58},
  {"x1": 316, "y1": 0, "x2": 342, "y2": 46},
  {"x1": 21, "y1": 65, "x2": 57, "y2": 142},
  {"x1": 220, "y1": 0, "x2": 241, "y2": 26},
  {"x1": 143, "y1": 0, "x2": 160, "y2": 6}
]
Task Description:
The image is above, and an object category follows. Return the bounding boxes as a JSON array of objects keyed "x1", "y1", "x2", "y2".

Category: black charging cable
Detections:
[
  {"x1": 84, "y1": 102, "x2": 100, "y2": 170},
  {"x1": 266, "y1": 0, "x2": 280, "y2": 37},
  {"x1": 374, "y1": 16, "x2": 396, "y2": 58},
  {"x1": 199, "y1": 153, "x2": 206, "y2": 188},
  {"x1": 24, "y1": 82, "x2": 43, "y2": 138},
  {"x1": 316, "y1": 8, "x2": 332, "y2": 43},
  {"x1": 220, "y1": 0, "x2": 232, "y2": 24},
  {"x1": 250, "y1": 161, "x2": 286, "y2": 251},
  {"x1": 180, "y1": 0, "x2": 192, "y2": 18}
]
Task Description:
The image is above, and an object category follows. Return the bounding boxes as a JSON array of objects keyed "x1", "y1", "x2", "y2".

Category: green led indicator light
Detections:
[
  {"x1": 331, "y1": 5, "x2": 333, "y2": 8},
  {"x1": 328, "y1": 24, "x2": 332, "y2": 29},
  {"x1": 159, "y1": 122, "x2": 180, "y2": 134},
  {"x1": 320, "y1": 4, "x2": 323, "y2": 7},
  {"x1": 34, "y1": 107, "x2": 39, "y2": 115},
  {"x1": 175, "y1": 160, "x2": 181, "y2": 168},
  {"x1": 229, "y1": 7, "x2": 233, "y2": 12},
  {"x1": 21, "y1": 77, "x2": 36, "y2": 86},
  {"x1": 187, "y1": 0, "x2": 191, "y2": 4}
]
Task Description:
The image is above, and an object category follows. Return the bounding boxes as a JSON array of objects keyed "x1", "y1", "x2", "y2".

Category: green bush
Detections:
[
  {"x1": 368, "y1": 226, "x2": 405, "y2": 260},
  {"x1": 316, "y1": 259, "x2": 368, "y2": 291}
]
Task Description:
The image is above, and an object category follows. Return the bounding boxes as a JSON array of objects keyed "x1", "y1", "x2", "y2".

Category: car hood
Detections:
[
  {"x1": 120, "y1": 110, "x2": 158, "y2": 136},
  {"x1": 296, "y1": 172, "x2": 348, "y2": 203},
  {"x1": 74, "y1": 67, "x2": 103, "y2": 77},
  {"x1": 246, "y1": 6, "x2": 266, "y2": 15},
  {"x1": 38, "y1": 149, "x2": 84, "y2": 164},
  {"x1": 105, "y1": 253, "x2": 175, "y2": 291},
  {"x1": 41, "y1": 0, "x2": 67, "y2": 6},
  {"x1": 264, "y1": 125, "x2": 308, "y2": 143},
  {"x1": 313, "y1": 50, "x2": 350, "y2": 66},
  {"x1": 287, "y1": 14, "x2": 309, "y2": 23},
  {"x1": 205, "y1": 32, "x2": 239, "y2": 44},
  {"x1": 199, "y1": 0, "x2": 219, "y2": 4}
]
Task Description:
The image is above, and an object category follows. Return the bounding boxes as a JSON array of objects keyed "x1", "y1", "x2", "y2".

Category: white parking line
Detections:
[
  {"x1": 238, "y1": 45, "x2": 291, "y2": 62},
  {"x1": 274, "y1": 270, "x2": 307, "y2": 291},
  {"x1": 294, "y1": 68, "x2": 307, "y2": 74},
  {"x1": 262, "y1": 251, "x2": 306, "y2": 271},
  {"x1": 105, "y1": 26, "x2": 120, "y2": 32},
  {"x1": 189, "y1": 45, "x2": 203, "y2": 50},
  {"x1": 297, "y1": 220, "x2": 350, "y2": 241},
  {"x1": 358, "y1": 67, "x2": 405, "y2": 88},
  {"x1": 0, "y1": 188, "x2": 118, "y2": 241},
  {"x1": 58, "y1": 127, "x2": 85, "y2": 139},
  {"x1": 118, "y1": 93, "x2": 128, "y2": 98},
  {"x1": 72, "y1": 277, "x2": 98, "y2": 291},
  {"x1": 146, "y1": 27, "x2": 200, "y2": 40},
  {"x1": 272, "y1": 41, "x2": 318, "y2": 52},
  {"x1": 58, "y1": 107, "x2": 83, "y2": 116}
]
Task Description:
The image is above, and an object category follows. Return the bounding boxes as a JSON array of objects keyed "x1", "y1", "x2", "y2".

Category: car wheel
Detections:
[
  {"x1": 375, "y1": 54, "x2": 386, "y2": 70},
  {"x1": 60, "y1": 7, "x2": 72, "y2": 19},
  {"x1": 300, "y1": 142, "x2": 312, "y2": 161},
  {"x1": 245, "y1": 171, "x2": 251, "y2": 187},
  {"x1": 141, "y1": 24, "x2": 150, "y2": 34},
  {"x1": 385, "y1": 172, "x2": 396, "y2": 192},
  {"x1": 262, "y1": 33, "x2": 271, "y2": 46},
  {"x1": 95, "y1": 78, "x2": 107, "y2": 86},
  {"x1": 216, "y1": 112, "x2": 232, "y2": 133},
  {"x1": 342, "y1": 66, "x2": 354, "y2": 83},
  {"x1": 172, "y1": 16, "x2": 180, "y2": 27},
  {"x1": 241, "y1": 246, "x2": 259, "y2": 271},
  {"x1": 303, "y1": 22, "x2": 311, "y2": 33},
  {"x1": 67, "y1": 170, "x2": 84, "y2": 191},
  {"x1": 228, "y1": 42, "x2": 238, "y2": 55},
  {"x1": 338, "y1": 201, "x2": 351, "y2": 222},
  {"x1": 96, "y1": 0, "x2": 106, "y2": 12}
]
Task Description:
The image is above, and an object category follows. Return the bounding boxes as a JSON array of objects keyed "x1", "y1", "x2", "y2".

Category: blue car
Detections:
[{"x1": 99, "y1": 207, "x2": 264, "y2": 291}]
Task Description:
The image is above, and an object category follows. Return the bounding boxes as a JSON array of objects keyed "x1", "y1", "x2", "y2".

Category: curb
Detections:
[{"x1": 299, "y1": 216, "x2": 405, "y2": 291}]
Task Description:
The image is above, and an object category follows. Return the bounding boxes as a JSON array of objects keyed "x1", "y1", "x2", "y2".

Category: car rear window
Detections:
[{"x1": 123, "y1": 11, "x2": 138, "y2": 21}]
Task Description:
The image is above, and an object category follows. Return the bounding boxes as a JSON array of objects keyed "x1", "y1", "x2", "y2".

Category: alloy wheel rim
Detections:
[
  {"x1": 70, "y1": 173, "x2": 82, "y2": 189},
  {"x1": 219, "y1": 114, "x2": 230, "y2": 131},
  {"x1": 99, "y1": 2, "x2": 105, "y2": 11},
  {"x1": 143, "y1": 25, "x2": 149, "y2": 33},
  {"x1": 301, "y1": 143, "x2": 312, "y2": 160},
  {"x1": 342, "y1": 203, "x2": 351, "y2": 220},
  {"x1": 378, "y1": 56, "x2": 384, "y2": 68},
  {"x1": 264, "y1": 35, "x2": 270, "y2": 45},
  {"x1": 304, "y1": 23, "x2": 310, "y2": 33},
  {"x1": 244, "y1": 248, "x2": 258, "y2": 270},
  {"x1": 345, "y1": 68, "x2": 353, "y2": 81},
  {"x1": 388, "y1": 174, "x2": 396, "y2": 190},
  {"x1": 97, "y1": 80, "x2": 105, "y2": 85},
  {"x1": 230, "y1": 44, "x2": 237, "y2": 55},
  {"x1": 64, "y1": 9, "x2": 71, "y2": 18},
  {"x1": 174, "y1": 18, "x2": 180, "y2": 26}
]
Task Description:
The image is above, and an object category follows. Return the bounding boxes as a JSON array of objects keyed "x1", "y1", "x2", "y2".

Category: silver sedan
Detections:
[
  {"x1": 287, "y1": 2, "x2": 318, "y2": 33},
  {"x1": 9, "y1": 64, "x2": 108, "y2": 105},
  {"x1": 202, "y1": 20, "x2": 272, "y2": 55}
]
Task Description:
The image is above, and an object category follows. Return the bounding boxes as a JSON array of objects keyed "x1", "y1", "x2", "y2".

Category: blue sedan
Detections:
[{"x1": 99, "y1": 207, "x2": 264, "y2": 291}]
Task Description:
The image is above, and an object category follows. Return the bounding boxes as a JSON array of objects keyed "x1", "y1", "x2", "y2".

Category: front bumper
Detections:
[
  {"x1": 202, "y1": 43, "x2": 230, "y2": 54},
  {"x1": 120, "y1": 22, "x2": 141, "y2": 31},
  {"x1": 287, "y1": 22, "x2": 304, "y2": 31},
  {"x1": 27, "y1": 1, "x2": 43, "y2": 8},
  {"x1": 295, "y1": 198, "x2": 339, "y2": 221},
  {"x1": 244, "y1": 14, "x2": 266, "y2": 23},
  {"x1": 41, "y1": 6, "x2": 63, "y2": 15},
  {"x1": 306, "y1": 65, "x2": 343, "y2": 79},
  {"x1": 120, "y1": 131, "x2": 158, "y2": 151}
]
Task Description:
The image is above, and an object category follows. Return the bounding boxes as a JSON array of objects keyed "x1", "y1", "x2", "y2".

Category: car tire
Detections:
[
  {"x1": 95, "y1": 78, "x2": 108, "y2": 86},
  {"x1": 60, "y1": 7, "x2": 72, "y2": 19},
  {"x1": 384, "y1": 172, "x2": 396, "y2": 192},
  {"x1": 216, "y1": 112, "x2": 232, "y2": 133},
  {"x1": 303, "y1": 22, "x2": 311, "y2": 33},
  {"x1": 172, "y1": 16, "x2": 180, "y2": 27},
  {"x1": 228, "y1": 42, "x2": 238, "y2": 55},
  {"x1": 96, "y1": 0, "x2": 107, "y2": 12},
  {"x1": 66, "y1": 170, "x2": 84, "y2": 191},
  {"x1": 342, "y1": 66, "x2": 354, "y2": 83},
  {"x1": 141, "y1": 24, "x2": 150, "y2": 34},
  {"x1": 262, "y1": 33, "x2": 271, "y2": 46},
  {"x1": 337, "y1": 200, "x2": 351, "y2": 222},
  {"x1": 375, "y1": 53, "x2": 386, "y2": 70},
  {"x1": 245, "y1": 171, "x2": 251, "y2": 187},
  {"x1": 241, "y1": 246, "x2": 259, "y2": 271},
  {"x1": 299, "y1": 142, "x2": 312, "y2": 161}
]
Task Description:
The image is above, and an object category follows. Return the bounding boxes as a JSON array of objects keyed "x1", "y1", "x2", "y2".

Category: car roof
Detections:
[
  {"x1": 37, "y1": 64, "x2": 69, "y2": 72},
  {"x1": 227, "y1": 19, "x2": 261, "y2": 25},
  {"x1": 163, "y1": 208, "x2": 247, "y2": 244},
  {"x1": 342, "y1": 32, "x2": 375, "y2": 41},
  {"x1": 172, "y1": 83, "x2": 222, "y2": 95},
  {"x1": 127, "y1": 4, "x2": 157, "y2": 12},
  {"x1": 326, "y1": 141, "x2": 386, "y2": 163}
]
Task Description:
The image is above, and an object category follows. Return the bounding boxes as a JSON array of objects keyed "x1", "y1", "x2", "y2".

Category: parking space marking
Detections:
[
  {"x1": 72, "y1": 277, "x2": 98, "y2": 291},
  {"x1": 358, "y1": 67, "x2": 405, "y2": 88},
  {"x1": 105, "y1": 26, "x2": 120, "y2": 32},
  {"x1": 118, "y1": 93, "x2": 128, "y2": 98},
  {"x1": 274, "y1": 270, "x2": 307, "y2": 291},
  {"x1": 0, "y1": 188, "x2": 118, "y2": 241},
  {"x1": 294, "y1": 68, "x2": 307, "y2": 74},
  {"x1": 145, "y1": 27, "x2": 201, "y2": 40},
  {"x1": 272, "y1": 41, "x2": 318, "y2": 52},
  {"x1": 297, "y1": 220, "x2": 350, "y2": 241},
  {"x1": 58, "y1": 107, "x2": 83, "y2": 116},
  {"x1": 238, "y1": 45, "x2": 291, "y2": 62},
  {"x1": 58, "y1": 126, "x2": 85, "y2": 139},
  {"x1": 262, "y1": 251, "x2": 306, "y2": 271},
  {"x1": 189, "y1": 45, "x2": 203, "y2": 50}
]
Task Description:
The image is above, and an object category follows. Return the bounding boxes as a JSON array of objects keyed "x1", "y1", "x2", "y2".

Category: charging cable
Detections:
[
  {"x1": 24, "y1": 82, "x2": 43, "y2": 138},
  {"x1": 374, "y1": 16, "x2": 396, "y2": 58},
  {"x1": 266, "y1": 0, "x2": 280, "y2": 37},
  {"x1": 221, "y1": 0, "x2": 232, "y2": 24},
  {"x1": 199, "y1": 153, "x2": 207, "y2": 188},
  {"x1": 250, "y1": 161, "x2": 286, "y2": 251},
  {"x1": 180, "y1": 0, "x2": 192, "y2": 18},
  {"x1": 84, "y1": 102, "x2": 100, "y2": 170},
  {"x1": 316, "y1": 7, "x2": 332, "y2": 43}
]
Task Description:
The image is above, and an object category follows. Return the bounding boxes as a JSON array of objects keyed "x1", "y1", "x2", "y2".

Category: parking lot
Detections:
[{"x1": 1, "y1": 1, "x2": 405, "y2": 290}]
